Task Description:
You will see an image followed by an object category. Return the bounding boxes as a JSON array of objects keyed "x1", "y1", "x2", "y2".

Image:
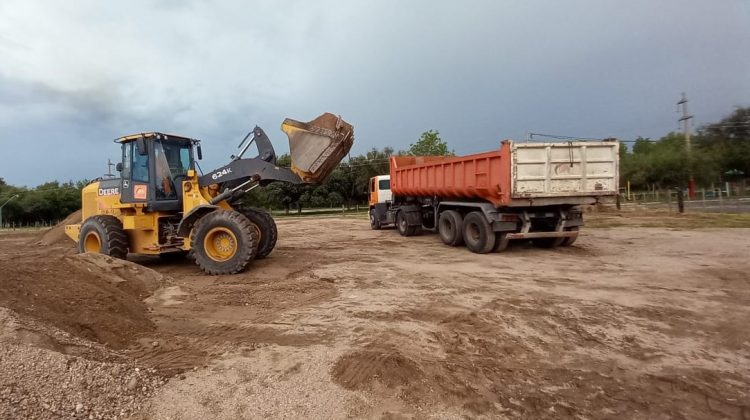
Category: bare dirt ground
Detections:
[{"x1": 1, "y1": 211, "x2": 749, "y2": 419}]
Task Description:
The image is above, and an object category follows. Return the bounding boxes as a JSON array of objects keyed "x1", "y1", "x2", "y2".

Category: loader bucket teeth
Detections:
[{"x1": 281, "y1": 113, "x2": 354, "y2": 184}]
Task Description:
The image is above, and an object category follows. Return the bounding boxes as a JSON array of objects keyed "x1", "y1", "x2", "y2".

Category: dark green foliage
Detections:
[
  {"x1": 620, "y1": 107, "x2": 749, "y2": 189},
  {"x1": 0, "y1": 180, "x2": 83, "y2": 225},
  {"x1": 408, "y1": 130, "x2": 452, "y2": 156}
]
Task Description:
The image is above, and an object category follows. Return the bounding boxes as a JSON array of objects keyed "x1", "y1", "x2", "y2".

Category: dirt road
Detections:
[{"x1": 1, "y1": 215, "x2": 749, "y2": 419}]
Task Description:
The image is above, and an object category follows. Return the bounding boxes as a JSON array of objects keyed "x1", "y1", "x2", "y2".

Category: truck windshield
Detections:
[{"x1": 154, "y1": 139, "x2": 191, "y2": 200}]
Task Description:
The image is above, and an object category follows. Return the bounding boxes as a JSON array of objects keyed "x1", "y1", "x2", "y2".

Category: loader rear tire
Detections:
[
  {"x1": 438, "y1": 210, "x2": 464, "y2": 246},
  {"x1": 240, "y1": 208, "x2": 277, "y2": 259},
  {"x1": 79, "y1": 215, "x2": 128, "y2": 259},
  {"x1": 191, "y1": 210, "x2": 258, "y2": 275},
  {"x1": 463, "y1": 211, "x2": 495, "y2": 254}
]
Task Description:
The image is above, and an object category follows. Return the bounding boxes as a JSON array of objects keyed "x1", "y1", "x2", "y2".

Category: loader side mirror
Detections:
[
  {"x1": 116, "y1": 162, "x2": 123, "y2": 172},
  {"x1": 136, "y1": 137, "x2": 147, "y2": 155},
  {"x1": 196, "y1": 145, "x2": 203, "y2": 160}
]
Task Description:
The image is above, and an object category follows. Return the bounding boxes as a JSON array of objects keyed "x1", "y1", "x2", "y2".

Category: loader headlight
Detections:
[{"x1": 184, "y1": 182, "x2": 192, "y2": 192}]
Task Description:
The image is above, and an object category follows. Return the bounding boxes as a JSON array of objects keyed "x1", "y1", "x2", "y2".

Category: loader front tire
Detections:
[
  {"x1": 191, "y1": 210, "x2": 257, "y2": 275},
  {"x1": 79, "y1": 215, "x2": 128, "y2": 259},
  {"x1": 239, "y1": 208, "x2": 277, "y2": 259}
]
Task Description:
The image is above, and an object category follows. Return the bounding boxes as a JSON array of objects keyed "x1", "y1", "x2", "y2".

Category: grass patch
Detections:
[{"x1": 586, "y1": 210, "x2": 750, "y2": 229}]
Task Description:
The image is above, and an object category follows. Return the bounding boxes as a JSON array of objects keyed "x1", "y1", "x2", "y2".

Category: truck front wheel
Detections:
[
  {"x1": 438, "y1": 210, "x2": 464, "y2": 246},
  {"x1": 463, "y1": 211, "x2": 495, "y2": 254},
  {"x1": 369, "y1": 209, "x2": 382, "y2": 230}
]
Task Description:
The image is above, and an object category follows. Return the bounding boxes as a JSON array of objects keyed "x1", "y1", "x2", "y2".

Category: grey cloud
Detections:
[{"x1": 0, "y1": 0, "x2": 748, "y2": 186}]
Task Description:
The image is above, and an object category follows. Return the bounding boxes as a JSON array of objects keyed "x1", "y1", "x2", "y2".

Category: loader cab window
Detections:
[
  {"x1": 131, "y1": 143, "x2": 149, "y2": 183},
  {"x1": 154, "y1": 139, "x2": 192, "y2": 200}
]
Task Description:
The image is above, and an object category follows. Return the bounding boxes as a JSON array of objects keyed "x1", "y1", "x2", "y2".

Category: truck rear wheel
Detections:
[
  {"x1": 438, "y1": 210, "x2": 464, "y2": 246},
  {"x1": 463, "y1": 211, "x2": 495, "y2": 254},
  {"x1": 79, "y1": 215, "x2": 129, "y2": 259},
  {"x1": 191, "y1": 210, "x2": 258, "y2": 275},
  {"x1": 240, "y1": 208, "x2": 277, "y2": 259},
  {"x1": 396, "y1": 211, "x2": 418, "y2": 236}
]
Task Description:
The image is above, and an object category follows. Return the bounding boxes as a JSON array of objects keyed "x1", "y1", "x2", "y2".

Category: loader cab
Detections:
[
  {"x1": 368, "y1": 175, "x2": 391, "y2": 207},
  {"x1": 116, "y1": 133, "x2": 198, "y2": 212}
]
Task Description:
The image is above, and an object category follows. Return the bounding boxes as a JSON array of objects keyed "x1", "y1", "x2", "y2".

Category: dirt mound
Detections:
[
  {"x1": 37, "y1": 209, "x2": 81, "y2": 246},
  {"x1": 0, "y1": 308, "x2": 164, "y2": 419},
  {"x1": 331, "y1": 343, "x2": 424, "y2": 391},
  {"x1": 0, "y1": 252, "x2": 161, "y2": 349}
]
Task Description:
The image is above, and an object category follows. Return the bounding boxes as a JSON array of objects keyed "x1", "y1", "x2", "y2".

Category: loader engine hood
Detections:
[{"x1": 282, "y1": 113, "x2": 354, "y2": 183}]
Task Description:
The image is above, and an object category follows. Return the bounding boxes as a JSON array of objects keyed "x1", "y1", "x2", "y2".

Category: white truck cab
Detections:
[{"x1": 368, "y1": 175, "x2": 391, "y2": 206}]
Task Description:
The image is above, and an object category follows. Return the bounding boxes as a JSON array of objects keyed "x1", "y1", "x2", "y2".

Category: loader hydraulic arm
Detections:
[
  {"x1": 197, "y1": 113, "x2": 354, "y2": 205},
  {"x1": 198, "y1": 126, "x2": 302, "y2": 188}
]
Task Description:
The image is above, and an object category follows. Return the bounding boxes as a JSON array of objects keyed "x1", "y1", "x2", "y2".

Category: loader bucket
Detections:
[{"x1": 281, "y1": 113, "x2": 354, "y2": 183}]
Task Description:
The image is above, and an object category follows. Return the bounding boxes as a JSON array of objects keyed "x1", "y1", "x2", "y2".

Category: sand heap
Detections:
[
  {"x1": 0, "y1": 243, "x2": 170, "y2": 419},
  {"x1": 37, "y1": 209, "x2": 82, "y2": 246}
]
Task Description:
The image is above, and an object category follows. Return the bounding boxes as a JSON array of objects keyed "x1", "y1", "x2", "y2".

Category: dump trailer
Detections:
[
  {"x1": 66, "y1": 113, "x2": 354, "y2": 275},
  {"x1": 368, "y1": 140, "x2": 619, "y2": 253}
]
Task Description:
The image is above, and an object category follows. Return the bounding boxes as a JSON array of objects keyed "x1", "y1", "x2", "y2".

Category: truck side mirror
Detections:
[
  {"x1": 197, "y1": 145, "x2": 203, "y2": 160},
  {"x1": 136, "y1": 137, "x2": 147, "y2": 155},
  {"x1": 116, "y1": 162, "x2": 123, "y2": 172}
]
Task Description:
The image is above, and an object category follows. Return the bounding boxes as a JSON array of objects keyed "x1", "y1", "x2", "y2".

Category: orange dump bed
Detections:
[
  {"x1": 390, "y1": 142, "x2": 512, "y2": 207},
  {"x1": 390, "y1": 140, "x2": 619, "y2": 207}
]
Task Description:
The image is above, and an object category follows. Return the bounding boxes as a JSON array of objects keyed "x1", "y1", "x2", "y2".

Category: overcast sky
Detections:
[{"x1": 1, "y1": 0, "x2": 748, "y2": 186}]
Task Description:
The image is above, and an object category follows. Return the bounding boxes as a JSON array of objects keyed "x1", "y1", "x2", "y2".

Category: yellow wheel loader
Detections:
[{"x1": 65, "y1": 113, "x2": 353, "y2": 275}]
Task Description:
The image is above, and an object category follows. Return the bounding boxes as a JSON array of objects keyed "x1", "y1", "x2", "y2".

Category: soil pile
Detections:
[
  {"x1": 0, "y1": 252, "x2": 160, "y2": 349},
  {"x1": 0, "y1": 308, "x2": 164, "y2": 419},
  {"x1": 37, "y1": 209, "x2": 81, "y2": 246}
]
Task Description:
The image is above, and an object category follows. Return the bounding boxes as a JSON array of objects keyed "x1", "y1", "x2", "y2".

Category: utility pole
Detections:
[
  {"x1": 677, "y1": 93, "x2": 696, "y2": 199},
  {"x1": 105, "y1": 159, "x2": 116, "y2": 179},
  {"x1": 0, "y1": 194, "x2": 20, "y2": 229}
]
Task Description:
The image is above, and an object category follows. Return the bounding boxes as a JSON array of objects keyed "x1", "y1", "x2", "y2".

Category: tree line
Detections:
[
  {"x1": 0, "y1": 131, "x2": 451, "y2": 224},
  {"x1": 2, "y1": 107, "x2": 748, "y2": 225},
  {"x1": 620, "y1": 107, "x2": 749, "y2": 191}
]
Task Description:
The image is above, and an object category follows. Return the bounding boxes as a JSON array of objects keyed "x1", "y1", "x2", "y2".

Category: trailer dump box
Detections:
[{"x1": 390, "y1": 140, "x2": 618, "y2": 207}]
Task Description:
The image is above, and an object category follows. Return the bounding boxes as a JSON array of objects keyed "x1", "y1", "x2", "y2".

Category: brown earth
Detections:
[
  {"x1": 37, "y1": 209, "x2": 81, "y2": 246},
  {"x1": 1, "y1": 212, "x2": 749, "y2": 419}
]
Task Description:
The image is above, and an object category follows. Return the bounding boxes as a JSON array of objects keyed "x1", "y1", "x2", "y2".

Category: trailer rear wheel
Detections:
[
  {"x1": 463, "y1": 211, "x2": 495, "y2": 254},
  {"x1": 396, "y1": 211, "x2": 418, "y2": 236},
  {"x1": 438, "y1": 210, "x2": 464, "y2": 246},
  {"x1": 561, "y1": 227, "x2": 579, "y2": 246},
  {"x1": 534, "y1": 237, "x2": 565, "y2": 248},
  {"x1": 493, "y1": 232, "x2": 509, "y2": 252}
]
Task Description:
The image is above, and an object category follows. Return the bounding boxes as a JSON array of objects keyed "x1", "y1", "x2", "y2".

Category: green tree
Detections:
[{"x1": 408, "y1": 130, "x2": 452, "y2": 156}]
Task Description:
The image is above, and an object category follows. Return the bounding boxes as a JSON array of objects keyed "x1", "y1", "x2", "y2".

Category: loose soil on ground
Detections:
[{"x1": 1, "y1": 210, "x2": 748, "y2": 419}]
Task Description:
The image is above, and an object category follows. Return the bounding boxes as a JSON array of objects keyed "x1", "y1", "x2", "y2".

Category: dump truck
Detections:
[
  {"x1": 66, "y1": 113, "x2": 353, "y2": 275},
  {"x1": 368, "y1": 139, "x2": 618, "y2": 252}
]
